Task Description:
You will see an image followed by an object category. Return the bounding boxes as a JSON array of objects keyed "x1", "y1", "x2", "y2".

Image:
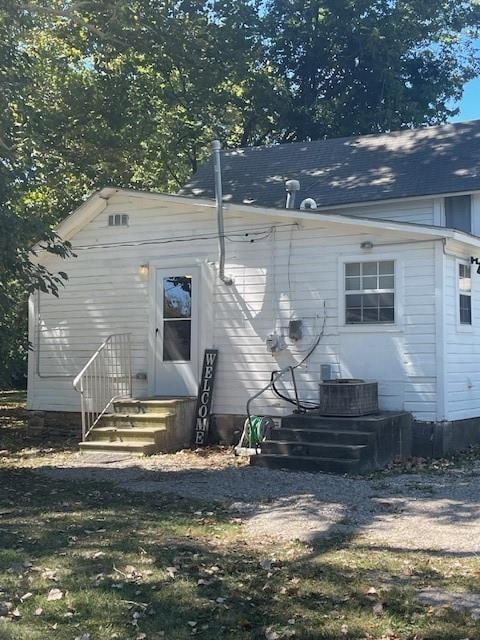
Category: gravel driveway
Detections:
[{"x1": 37, "y1": 451, "x2": 480, "y2": 553}]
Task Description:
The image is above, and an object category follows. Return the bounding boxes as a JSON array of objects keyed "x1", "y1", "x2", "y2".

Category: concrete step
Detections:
[
  {"x1": 274, "y1": 427, "x2": 375, "y2": 445},
  {"x1": 282, "y1": 412, "x2": 408, "y2": 433},
  {"x1": 113, "y1": 398, "x2": 194, "y2": 414},
  {"x1": 250, "y1": 453, "x2": 367, "y2": 474},
  {"x1": 261, "y1": 440, "x2": 368, "y2": 460},
  {"x1": 79, "y1": 440, "x2": 159, "y2": 456},
  {"x1": 88, "y1": 426, "x2": 167, "y2": 444},
  {"x1": 100, "y1": 413, "x2": 174, "y2": 429}
]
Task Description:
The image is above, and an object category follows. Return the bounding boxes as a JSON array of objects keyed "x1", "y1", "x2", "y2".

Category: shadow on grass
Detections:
[
  {"x1": 0, "y1": 391, "x2": 78, "y2": 456},
  {"x1": 0, "y1": 466, "x2": 479, "y2": 639}
]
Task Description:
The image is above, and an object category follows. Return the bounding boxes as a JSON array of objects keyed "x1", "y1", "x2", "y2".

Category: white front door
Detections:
[{"x1": 154, "y1": 267, "x2": 199, "y2": 396}]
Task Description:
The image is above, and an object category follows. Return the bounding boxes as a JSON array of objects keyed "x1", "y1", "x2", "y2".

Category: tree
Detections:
[
  {"x1": 263, "y1": 0, "x2": 480, "y2": 141},
  {"x1": 0, "y1": 1, "x2": 73, "y2": 387},
  {"x1": 1, "y1": 0, "x2": 480, "y2": 386}
]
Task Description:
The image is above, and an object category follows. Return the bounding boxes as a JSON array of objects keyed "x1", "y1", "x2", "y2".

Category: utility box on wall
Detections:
[{"x1": 319, "y1": 379, "x2": 378, "y2": 416}]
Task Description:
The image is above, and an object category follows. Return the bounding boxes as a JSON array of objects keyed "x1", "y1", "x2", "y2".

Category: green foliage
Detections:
[
  {"x1": 264, "y1": 0, "x2": 480, "y2": 140},
  {"x1": 0, "y1": 0, "x2": 479, "y2": 386}
]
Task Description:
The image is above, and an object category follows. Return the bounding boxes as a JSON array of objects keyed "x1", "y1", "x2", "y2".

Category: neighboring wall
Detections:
[
  {"x1": 444, "y1": 245, "x2": 480, "y2": 421},
  {"x1": 28, "y1": 192, "x2": 438, "y2": 422}
]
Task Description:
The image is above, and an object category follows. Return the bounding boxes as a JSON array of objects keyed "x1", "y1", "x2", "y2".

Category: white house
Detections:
[{"x1": 27, "y1": 119, "x2": 480, "y2": 469}]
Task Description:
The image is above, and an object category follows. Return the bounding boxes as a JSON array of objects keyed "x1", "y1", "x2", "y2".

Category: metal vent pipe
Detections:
[
  {"x1": 285, "y1": 179, "x2": 300, "y2": 209},
  {"x1": 212, "y1": 140, "x2": 233, "y2": 286}
]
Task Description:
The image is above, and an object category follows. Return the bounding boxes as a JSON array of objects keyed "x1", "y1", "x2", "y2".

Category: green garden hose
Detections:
[{"x1": 248, "y1": 416, "x2": 265, "y2": 448}]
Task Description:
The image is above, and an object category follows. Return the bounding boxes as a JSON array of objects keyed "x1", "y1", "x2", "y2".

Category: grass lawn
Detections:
[{"x1": 1, "y1": 392, "x2": 480, "y2": 639}]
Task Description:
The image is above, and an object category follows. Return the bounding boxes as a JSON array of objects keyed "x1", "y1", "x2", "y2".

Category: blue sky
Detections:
[
  {"x1": 453, "y1": 76, "x2": 480, "y2": 122},
  {"x1": 451, "y1": 36, "x2": 480, "y2": 122}
]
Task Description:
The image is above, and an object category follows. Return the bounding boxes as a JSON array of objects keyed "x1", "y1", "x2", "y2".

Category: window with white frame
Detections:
[
  {"x1": 345, "y1": 260, "x2": 395, "y2": 324},
  {"x1": 459, "y1": 263, "x2": 472, "y2": 325}
]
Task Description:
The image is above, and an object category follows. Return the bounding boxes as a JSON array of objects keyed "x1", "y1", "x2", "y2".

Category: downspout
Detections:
[{"x1": 212, "y1": 140, "x2": 233, "y2": 286}]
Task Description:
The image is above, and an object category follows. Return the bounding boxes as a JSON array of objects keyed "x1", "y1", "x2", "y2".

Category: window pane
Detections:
[
  {"x1": 345, "y1": 277, "x2": 361, "y2": 290},
  {"x1": 379, "y1": 292, "x2": 394, "y2": 307},
  {"x1": 345, "y1": 263, "x2": 360, "y2": 276},
  {"x1": 379, "y1": 307, "x2": 395, "y2": 322},
  {"x1": 379, "y1": 261, "x2": 394, "y2": 275},
  {"x1": 379, "y1": 275, "x2": 394, "y2": 289},
  {"x1": 163, "y1": 320, "x2": 191, "y2": 360},
  {"x1": 459, "y1": 264, "x2": 471, "y2": 292},
  {"x1": 363, "y1": 293, "x2": 379, "y2": 308},
  {"x1": 163, "y1": 276, "x2": 192, "y2": 318},
  {"x1": 362, "y1": 276, "x2": 377, "y2": 289},
  {"x1": 445, "y1": 195, "x2": 471, "y2": 233},
  {"x1": 363, "y1": 307, "x2": 379, "y2": 322},
  {"x1": 346, "y1": 308, "x2": 362, "y2": 323},
  {"x1": 346, "y1": 294, "x2": 362, "y2": 307},
  {"x1": 460, "y1": 294, "x2": 472, "y2": 325},
  {"x1": 362, "y1": 262, "x2": 378, "y2": 276}
]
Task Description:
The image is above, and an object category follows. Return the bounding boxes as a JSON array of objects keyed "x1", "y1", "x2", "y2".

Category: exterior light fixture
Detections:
[
  {"x1": 139, "y1": 263, "x2": 149, "y2": 275},
  {"x1": 360, "y1": 240, "x2": 373, "y2": 250}
]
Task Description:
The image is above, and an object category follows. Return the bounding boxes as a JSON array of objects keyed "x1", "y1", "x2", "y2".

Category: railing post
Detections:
[
  {"x1": 128, "y1": 334, "x2": 133, "y2": 398},
  {"x1": 80, "y1": 378, "x2": 86, "y2": 442}
]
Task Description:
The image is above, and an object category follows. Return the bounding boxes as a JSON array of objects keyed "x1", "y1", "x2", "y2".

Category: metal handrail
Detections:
[{"x1": 73, "y1": 333, "x2": 133, "y2": 441}]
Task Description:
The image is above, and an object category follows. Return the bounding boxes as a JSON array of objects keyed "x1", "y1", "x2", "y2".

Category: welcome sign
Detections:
[{"x1": 192, "y1": 349, "x2": 218, "y2": 446}]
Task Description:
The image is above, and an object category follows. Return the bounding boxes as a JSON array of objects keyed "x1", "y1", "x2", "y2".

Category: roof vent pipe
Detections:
[
  {"x1": 285, "y1": 179, "x2": 300, "y2": 209},
  {"x1": 300, "y1": 198, "x2": 318, "y2": 211},
  {"x1": 212, "y1": 140, "x2": 233, "y2": 286}
]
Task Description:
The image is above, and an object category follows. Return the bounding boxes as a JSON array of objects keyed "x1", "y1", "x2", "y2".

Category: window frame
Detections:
[
  {"x1": 456, "y1": 258, "x2": 473, "y2": 331},
  {"x1": 338, "y1": 254, "x2": 404, "y2": 333}
]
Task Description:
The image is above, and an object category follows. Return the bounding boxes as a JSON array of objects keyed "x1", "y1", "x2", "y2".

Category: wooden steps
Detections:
[{"x1": 79, "y1": 397, "x2": 196, "y2": 456}]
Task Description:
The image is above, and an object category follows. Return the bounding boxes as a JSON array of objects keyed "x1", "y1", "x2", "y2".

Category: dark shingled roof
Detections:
[{"x1": 180, "y1": 120, "x2": 480, "y2": 209}]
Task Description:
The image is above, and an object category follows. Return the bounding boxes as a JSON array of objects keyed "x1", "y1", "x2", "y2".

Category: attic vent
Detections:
[{"x1": 108, "y1": 214, "x2": 129, "y2": 226}]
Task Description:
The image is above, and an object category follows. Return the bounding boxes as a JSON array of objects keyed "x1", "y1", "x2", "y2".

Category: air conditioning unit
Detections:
[{"x1": 319, "y1": 379, "x2": 378, "y2": 416}]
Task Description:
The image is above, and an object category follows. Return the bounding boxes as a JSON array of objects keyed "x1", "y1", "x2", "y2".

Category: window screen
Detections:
[
  {"x1": 345, "y1": 261, "x2": 395, "y2": 324},
  {"x1": 445, "y1": 196, "x2": 471, "y2": 233}
]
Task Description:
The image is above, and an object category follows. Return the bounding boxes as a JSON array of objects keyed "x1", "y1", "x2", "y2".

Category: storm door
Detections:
[{"x1": 154, "y1": 268, "x2": 199, "y2": 396}]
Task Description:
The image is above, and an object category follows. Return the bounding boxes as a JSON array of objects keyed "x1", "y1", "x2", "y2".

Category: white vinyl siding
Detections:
[
  {"x1": 444, "y1": 254, "x2": 480, "y2": 421},
  {"x1": 28, "y1": 193, "x2": 438, "y2": 421},
  {"x1": 333, "y1": 199, "x2": 436, "y2": 226}
]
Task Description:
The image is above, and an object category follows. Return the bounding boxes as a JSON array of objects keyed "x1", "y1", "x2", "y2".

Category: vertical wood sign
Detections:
[{"x1": 192, "y1": 349, "x2": 218, "y2": 446}]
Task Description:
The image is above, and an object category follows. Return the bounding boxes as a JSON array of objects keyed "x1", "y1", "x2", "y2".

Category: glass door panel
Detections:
[{"x1": 162, "y1": 276, "x2": 192, "y2": 362}]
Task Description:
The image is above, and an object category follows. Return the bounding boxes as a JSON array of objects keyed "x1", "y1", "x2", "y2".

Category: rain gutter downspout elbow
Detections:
[{"x1": 212, "y1": 140, "x2": 233, "y2": 286}]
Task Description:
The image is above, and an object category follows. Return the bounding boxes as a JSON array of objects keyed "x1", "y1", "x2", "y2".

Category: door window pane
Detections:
[
  {"x1": 163, "y1": 320, "x2": 191, "y2": 361},
  {"x1": 163, "y1": 276, "x2": 192, "y2": 319}
]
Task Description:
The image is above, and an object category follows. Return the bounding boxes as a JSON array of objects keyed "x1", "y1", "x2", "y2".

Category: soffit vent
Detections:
[{"x1": 108, "y1": 214, "x2": 129, "y2": 226}]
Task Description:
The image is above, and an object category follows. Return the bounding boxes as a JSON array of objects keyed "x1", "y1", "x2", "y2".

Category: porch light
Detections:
[
  {"x1": 360, "y1": 240, "x2": 373, "y2": 250},
  {"x1": 139, "y1": 263, "x2": 149, "y2": 275}
]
